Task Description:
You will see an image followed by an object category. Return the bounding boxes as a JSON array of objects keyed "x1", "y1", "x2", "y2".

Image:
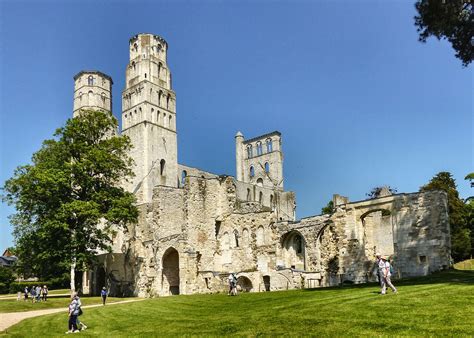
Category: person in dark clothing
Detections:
[{"x1": 101, "y1": 287, "x2": 107, "y2": 305}]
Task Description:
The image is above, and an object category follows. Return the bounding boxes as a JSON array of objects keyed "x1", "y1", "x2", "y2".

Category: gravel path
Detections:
[{"x1": 0, "y1": 299, "x2": 144, "y2": 333}]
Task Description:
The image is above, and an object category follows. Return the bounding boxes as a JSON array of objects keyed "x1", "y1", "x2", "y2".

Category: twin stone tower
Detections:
[{"x1": 72, "y1": 34, "x2": 451, "y2": 297}]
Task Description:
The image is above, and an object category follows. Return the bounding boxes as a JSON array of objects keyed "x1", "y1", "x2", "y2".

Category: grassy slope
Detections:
[
  {"x1": 0, "y1": 297, "x2": 122, "y2": 313},
  {"x1": 3, "y1": 270, "x2": 474, "y2": 337},
  {"x1": 454, "y1": 259, "x2": 474, "y2": 270}
]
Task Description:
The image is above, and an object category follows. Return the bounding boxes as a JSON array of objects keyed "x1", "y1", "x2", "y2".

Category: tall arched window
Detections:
[
  {"x1": 234, "y1": 229, "x2": 239, "y2": 248},
  {"x1": 101, "y1": 93, "x2": 106, "y2": 104},
  {"x1": 247, "y1": 145, "x2": 253, "y2": 159},
  {"x1": 160, "y1": 159, "x2": 166, "y2": 175},
  {"x1": 257, "y1": 178, "x2": 263, "y2": 187},
  {"x1": 181, "y1": 170, "x2": 187, "y2": 185},
  {"x1": 264, "y1": 162, "x2": 270, "y2": 173},
  {"x1": 259, "y1": 191, "x2": 263, "y2": 203},
  {"x1": 164, "y1": 113, "x2": 167, "y2": 127},
  {"x1": 167, "y1": 94, "x2": 171, "y2": 109},
  {"x1": 88, "y1": 75, "x2": 94, "y2": 86},
  {"x1": 158, "y1": 63, "x2": 162, "y2": 79},
  {"x1": 256, "y1": 142, "x2": 263, "y2": 156},
  {"x1": 266, "y1": 138, "x2": 273, "y2": 152},
  {"x1": 151, "y1": 108, "x2": 155, "y2": 122},
  {"x1": 157, "y1": 111, "x2": 161, "y2": 125},
  {"x1": 158, "y1": 91, "x2": 162, "y2": 106},
  {"x1": 132, "y1": 61, "x2": 136, "y2": 71},
  {"x1": 169, "y1": 115, "x2": 172, "y2": 129},
  {"x1": 247, "y1": 188, "x2": 251, "y2": 201},
  {"x1": 250, "y1": 166, "x2": 255, "y2": 177}
]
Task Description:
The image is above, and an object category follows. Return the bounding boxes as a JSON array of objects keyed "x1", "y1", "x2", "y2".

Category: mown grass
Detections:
[
  {"x1": 454, "y1": 259, "x2": 474, "y2": 270},
  {"x1": 0, "y1": 296, "x2": 122, "y2": 313},
  {"x1": 2, "y1": 269, "x2": 473, "y2": 336}
]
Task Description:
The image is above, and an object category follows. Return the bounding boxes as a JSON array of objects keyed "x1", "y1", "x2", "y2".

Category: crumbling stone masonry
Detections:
[{"x1": 76, "y1": 33, "x2": 451, "y2": 297}]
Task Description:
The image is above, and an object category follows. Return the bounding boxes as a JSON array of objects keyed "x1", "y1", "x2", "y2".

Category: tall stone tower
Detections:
[
  {"x1": 122, "y1": 33, "x2": 178, "y2": 203},
  {"x1": 73, "y1": 71, "x2": 113, "y2": 117},
  {"x1": 235, "y1": 131, "x2": 284, "y2": 190}
]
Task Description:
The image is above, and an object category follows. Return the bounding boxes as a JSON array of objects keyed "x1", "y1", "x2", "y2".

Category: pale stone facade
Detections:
[{"x1": 76, "y1": 33, "x2": 451, "y2": 297}]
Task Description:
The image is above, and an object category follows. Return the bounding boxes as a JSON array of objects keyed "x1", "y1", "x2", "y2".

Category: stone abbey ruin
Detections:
[{"x1": 73, "y1": 33, "x2": 451, "y2": 296}]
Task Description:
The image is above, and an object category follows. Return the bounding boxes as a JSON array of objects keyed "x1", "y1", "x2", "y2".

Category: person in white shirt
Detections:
[
  {"x1": 381, "y1": 256, "x2": 397, "y2": 294},
  {"x1": 375, "y1": 253, "x2": 386, "y2": 293}
]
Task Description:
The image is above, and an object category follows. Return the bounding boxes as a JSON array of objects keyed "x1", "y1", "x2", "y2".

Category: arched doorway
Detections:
[
  {"x1": 96, "y1": 266, "x2": 106, "y2": 296},
  {"x1": 281, "y1": 231, "x2": 306, "y2": 270},
  {"x1": 263, "y1": 276, "x2": 271, "y2": 291},
  {"x1": 162, "y1": 248, "x2": 180, "y2": 295},
  {"x1": 236, "y1": 276, "x2": 253, "y2": 292},
  {"x1": 360, "y1": 209, "x2": 394, "y2": 258}
]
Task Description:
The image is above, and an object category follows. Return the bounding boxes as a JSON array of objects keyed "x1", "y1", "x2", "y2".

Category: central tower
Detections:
[{"x1": 122, "y1": 33, "x2": 178, "y2": 203}]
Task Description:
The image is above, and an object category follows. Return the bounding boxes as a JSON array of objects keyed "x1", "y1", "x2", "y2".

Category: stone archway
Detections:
[
  {"x1": 162, "y1": 247, "x2": 180, "y2": 295},
  {"x1": 281, "y1": 231, "x2": 306, "y2": 270},
  {"x1": 360, "y1": 209, "x2": 394, "y2": 258},
  {"x1": 236, "y1": 276, "x2": 253, "y2": 292}
]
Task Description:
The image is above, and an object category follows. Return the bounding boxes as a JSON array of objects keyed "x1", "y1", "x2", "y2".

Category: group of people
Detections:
[
  {"x1": 20, "y1": 285, "x2": 48, "y2": 302},
  {"x1": 375, "y1": 253, "x2": 397, "y2": 295}
]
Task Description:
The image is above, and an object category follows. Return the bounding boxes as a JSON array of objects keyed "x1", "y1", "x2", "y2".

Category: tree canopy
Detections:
[
  {"x1": 2, "y1": 110, "x2": 139, "y2": 288},
  {"x1": 414, "y1": 0, "x2": 473, "y2": 66}
]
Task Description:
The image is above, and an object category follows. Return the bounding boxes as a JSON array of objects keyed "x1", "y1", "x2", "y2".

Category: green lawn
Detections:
[
  {"x1": 0, "y1": 296, "x2": 122, "y2": 313},
  {"x1": 454, "y1": 259, "x2": 474, "y2": 270},
  {"x1": 2, "y1": 270, "x2": 473, "y2": 336}
]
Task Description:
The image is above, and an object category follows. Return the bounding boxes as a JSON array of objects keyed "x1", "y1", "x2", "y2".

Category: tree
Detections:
[
  {"x1": 2, "y1": 110, "x2": 139, "y2": 291},
  {"x1": 464, "y1": 173, "x2": 474, "y2": 257},
  {"x1": 321, "y1": 200, "x2": 334, "y2": 214},
  {"x1": 420, "y1": 171, "x2": 470, "y2": 261},
  {"x1": 366, "y1": 186, "x2": 397, "y2": 199},
  {"x1": 414, "y1": 0, "x2": 473, "y2": 67}
]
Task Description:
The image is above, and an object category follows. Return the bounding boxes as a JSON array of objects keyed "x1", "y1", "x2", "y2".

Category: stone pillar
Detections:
[{"x1": 235, "y1": 131, "x2": 244, "y2": 181}]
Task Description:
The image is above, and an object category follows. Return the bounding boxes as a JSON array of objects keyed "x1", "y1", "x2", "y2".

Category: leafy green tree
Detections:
[
  {"x1": 420, "y1": 171, "x2": 470, "y2": 261},
  {"x1": 414, "y1": 0, "x2": 473, "y2": 67},
  {"x1": 321, "y1": 200, "x2": 334, "y2": 214},
  {"x1": 464, "y1": 173, "x2": 474, "y2": 257},
  {"x1": 2, "y1": 110, "x2": 139, "y2": 291}
]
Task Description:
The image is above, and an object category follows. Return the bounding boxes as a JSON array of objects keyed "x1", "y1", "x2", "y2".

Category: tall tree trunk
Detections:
[{"x1": 70, "y1": 257, "x2": 76, "y2": 294}]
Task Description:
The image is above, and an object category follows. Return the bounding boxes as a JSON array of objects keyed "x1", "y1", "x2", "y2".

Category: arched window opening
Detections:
[
  {"x1": 266, "y1": 138, "x2": 273, "y2": 152},
  {"x1": 295, "y1": 235, "x2": 303, "y2": 254},
  {"x1": 270, "y1": 194, "x2": 273, "y2": 206},
  {"x1": 247, "y1": 145, "x2": 253, "y2": 159},
  {"x1": 164, "y1": 113, "x2": 167, "y2": 127},
  {"x1": 158, "y1": 91, "x2": 162, "y2": 106},
  {"x1": 157, "y1": 111, "x2": 161, "y2": 124},
  {"x1": 256, "y1": 142, "x2": 263, "y2": 156},
  {"x1": 257, "y1": 178, "x2": 263, "y2": 187},
  {"x1": 265, "y1": 162, "x2": 270, "y2": 173},
  {"x1": 160, "y1": 159, "x2": 166, "y2": 175},
  {"x1": 167, "y1": 94, "x2": 171, "y2": 109},
  {"x1": 88, "y1": 75, "x2": 94, "y2": 86},
  {"x1": 158, "y1": 63, "x2": 162, "y2": 79},
  {"x1": 250, "y1": 166, "x2": 255, "y2": 178},
  {"x1": 169, "y1": 115, "x2": 172, "y2": 129},
  {"x1": 256, "y1": 226, "x2": 265, "y2": 246},
  {"x1": 247, "y1": 188, "x2": 251, "y2": 201},
  {"x1": 234, "y1": 230, "x2": 239, "y2": 248},
  {"x1": 132, "y1": 61, "x2": 136, "y2": 71},
  {"x1": 101, "y1": 93, "x2": 106, "y2": 103},
  {"x1": 259, "y1": 191, "x2": 263, "y2": 203},
  {"x1": 144, "y1": 73, "x2": 147, "y2": 78},
  {"x1": 181, "y1": 170, "x2": 187, "y2": 185},
  {"x1": 133, "y1": 43, "x2": 138, "y2": 52},
  {"x1": 79, "y1": 92, "x2": 82, "y2": 101}
]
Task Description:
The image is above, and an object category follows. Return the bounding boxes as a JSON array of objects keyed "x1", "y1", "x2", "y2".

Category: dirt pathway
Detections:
[{"x1": 0, "y1": 299, "x2": 144, "y2": 332}]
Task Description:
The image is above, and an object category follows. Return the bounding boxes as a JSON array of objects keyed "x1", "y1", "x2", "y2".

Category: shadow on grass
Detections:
[{"x1": 303, "y1": 269, "x2": 474, "y2": 293}]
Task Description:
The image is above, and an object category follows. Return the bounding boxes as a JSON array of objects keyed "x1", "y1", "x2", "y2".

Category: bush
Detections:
[
  {"x1": 0, "y1": 282, "x2": 9, "y2": 294},
  {"x1": 8, "y1": 281, "x2": 50, "y2": 294}
]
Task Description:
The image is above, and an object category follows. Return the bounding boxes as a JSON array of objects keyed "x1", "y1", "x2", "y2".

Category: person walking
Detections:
[
  {"x1": 232, "y1": 273, "x2": 238, "y2": 296},
  {"x1": 30, "y1": 286, "x2": 36, "y2": 303},
  {"x1": 74, "y1": 293, "x2": 88, "y2": 331},
  {"x1": 66, "y1": 294, "x2": 80, "y2": 334},
  {"x1": 382, "y1": 256, "x2": 397, "y2": 294},
  {"x1": 375, "y1": 253, "x2": 386, "y2": 294},
  {"x1": 35, "y1": 285, "x2": 42, "y2": 302},
  {"x1": 23, "y1": 286, "x2": 29, "y2": 301},
  {"x1": 42, "y1": 285, "x2": 48, "y2": 301},
  {"x1": 101, "y1": 287, "x2": 108, "y2": 305},
  {"x1": 228, "y1": 274, "x2": 234, "y2": 296}
]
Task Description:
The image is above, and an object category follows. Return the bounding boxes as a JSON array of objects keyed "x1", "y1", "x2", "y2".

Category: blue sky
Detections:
[{"x1": 0, "y1": 0, "x2": 472, "y2": 250}]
